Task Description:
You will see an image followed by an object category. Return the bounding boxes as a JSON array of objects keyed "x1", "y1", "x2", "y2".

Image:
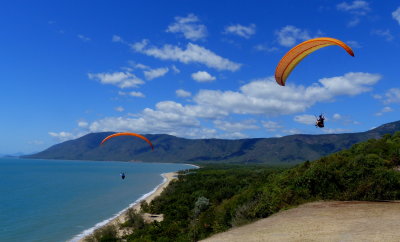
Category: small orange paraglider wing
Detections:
[
  {"x1": 275, "y1": 37, "x2": 354, "y2": 86},
  {"x1": 100, "y1": 132, "x2": 154, "y2": 151}
]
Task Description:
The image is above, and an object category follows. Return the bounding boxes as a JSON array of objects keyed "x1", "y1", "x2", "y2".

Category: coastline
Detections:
[{"x1": 72, "y1": 171, "x2": 178, "y2": 241}]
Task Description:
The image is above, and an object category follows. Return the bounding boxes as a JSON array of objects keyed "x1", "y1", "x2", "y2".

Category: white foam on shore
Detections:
[
  {"x1": 185, "y1": 163, "x2": 200, "y2": 169},
  {"x1": 69, "y1": 173, "x2": 168, "y2": 242}
]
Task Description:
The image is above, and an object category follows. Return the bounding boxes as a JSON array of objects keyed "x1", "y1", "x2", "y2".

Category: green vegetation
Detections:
[
  {"x1": 122, "y1": 208, "x2": 145, "y2": 230},
  {"x1": 87, "y1": 132, "x2": 400, "y2": 241},
  {"x1": 85, "y1": 224, "x2": 118, "y2": 242}
]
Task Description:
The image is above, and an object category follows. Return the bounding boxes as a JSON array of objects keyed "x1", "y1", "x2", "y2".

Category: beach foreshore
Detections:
[{"x1": 74, "y1": 172, "x2": 178, "y2": 241}]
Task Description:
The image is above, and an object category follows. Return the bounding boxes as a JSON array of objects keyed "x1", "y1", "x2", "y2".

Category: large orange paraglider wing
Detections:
[
  {"x1": 275, "y1": 37, "x2": 354, "y2": 86},
  {"x1": 100, "y1": 132, "x2": 154, "y2": 150}
]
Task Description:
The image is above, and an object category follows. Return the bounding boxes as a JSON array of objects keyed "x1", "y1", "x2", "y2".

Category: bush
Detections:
[
  {"x1": 140, "y1": 201, "x2": 150, "y2": 213},
  {"x1": 194, "y1": 196, "x2": 209, "y2": 217},
  {"x1": 84, "y1": 224, "x2": 118, "y2": 242}
]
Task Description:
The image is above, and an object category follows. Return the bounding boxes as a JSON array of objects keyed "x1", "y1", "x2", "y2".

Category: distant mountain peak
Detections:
[{"x1": 25, "y1": 120, "x2": 400, "y2": 164}]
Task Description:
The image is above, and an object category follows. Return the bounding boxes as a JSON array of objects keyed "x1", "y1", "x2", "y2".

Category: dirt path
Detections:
[{"x1": 202, "y1": 201, "x2": 400, "y2": 242}]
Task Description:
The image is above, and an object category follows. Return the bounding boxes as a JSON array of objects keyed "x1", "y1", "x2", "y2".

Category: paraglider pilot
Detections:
[{"x1": 315, "y1": 114, "x2": 325, "y2": 128}]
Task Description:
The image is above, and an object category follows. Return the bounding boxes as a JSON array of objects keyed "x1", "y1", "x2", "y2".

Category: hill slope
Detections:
[
  {"x1": 85, "y1": 132, "x2": 400, "y2": 241},
  {"x1": 202, "y1": 201, "x2": 400, "y2": 241},
  {"x1": 25, "y1": 120, "x2": 400, "y2": 164}
]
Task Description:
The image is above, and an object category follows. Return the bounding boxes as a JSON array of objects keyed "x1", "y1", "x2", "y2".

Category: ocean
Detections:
[{"x1": 0, "y1": 158, "x2": 195, "y2": 242}]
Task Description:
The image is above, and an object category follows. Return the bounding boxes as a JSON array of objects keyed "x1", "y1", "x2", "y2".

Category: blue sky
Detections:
[{"x1": 1, "y1": 0, "x2": 400, "y2": 154}]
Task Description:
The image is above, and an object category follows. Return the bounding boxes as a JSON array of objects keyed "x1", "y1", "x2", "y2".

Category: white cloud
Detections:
[
  {"x1": 88, "y1": 103, "x2": 201, "y2": 134},
  {"x1": 84, "y1": 103, "x2": 255, "y2": 139},
  {"x1": 347, "y1": 40, "x2": 362, "y2": 48},
  {"x1": 130, "y1": 91, "x2": 145, "y2": 98},
  {"x1": 254, "y1": 44, "x2": 278, "y2": 52},
  {"x1": 166, "y1": 13, "x2": 207, "y2": 41},
  {"x1": 121, "y1": 62, "x2": 152, "y2": 74},
  {"x1": 375, "y1": 106, "x2": 393, "y2": 116},
  {"x1": 393, "y1": 7, "x2": 400, "y2": 25},
  {"x1": 131, "y1": 39, "x2": 149, "y2": 51},
  {"x1": 283, "y1": 129, "x2": 301, "y2": 135},
  {"x1": 176, "y1": 89, "x2": 192, "y2": 97},
  {"x1": 371, "y1": 29, "x2": 394, "y2": 41},
  {"x1": 337, "y1": 1, "x2": 370, "y2": 27},
  {"x1": 112, "y1": 35, "x2": 123, "y2": 43},
  {"x1": 330, "y1": 113, "x2": 359, "y2": 125},
  {"x1": 149, "y1": 101, "x2": 227, "y2": 119},
  {"x1": 115, "y1": 106, "x2": 125, "y2": 112},
  {"x1": 126, "y1": 61, "x2": 150, "y2": 70},
  {"x1": 262, "y1": 121, "x2": 283, "y2": 131},
  {"x1": 382, "y1": 88, "x2": 400, "y2": 104},
  {"x1": 49, "y1": 131, "x2": 76, "y2": 142},
  {"x1": 135, "y1": 63, "x2": 149, "y2": 69},
  {"x1": 322, "y1": 128, "x2": 351, "y2": 134},
  {"x1": 224, "y1": 24, "x2": 256, "y2": 39},
  {"x1": 144, "y1": 67, "x2": 169, "y2": 80},
  {"x1": 85, "y1": 99, "x2": 228, "y2": 138},
  {"x1": 317, "y1": 72, "x2": 379, "y2": 96},
  {"x1": 275, "y1": 25, "x2": 311, "y2": 47},
  {"x1": 171, "y1": 65, "x2": 180, "y2": 73},
  {"x1": 213, "y1": 119, "x2": 259, "y2": 132},
  {"x1": 191, "y1": 71, "x2": 216, "y2": 82},
  {"x1": 172, "y1": 128, "x2": 220, "y2": 139},
  {"x1": 294, "y1": 114, "x2": 316, "y2": 125},
  {"x1": 217, "y1": 132, "x2": 248, "y2": 139},
  {"x1": 88, "y1": 72, "x2": 144, "y2": 89},
  {"x1": 337, "y1": 1, "x2": 370, "y2": 15},
  {"x1": 193, "y1": 73, "x2": 380, "y2": 116},
  {"x1": 28, "y1": 140, "x2": 44, "y2": 145},
  {"x1": 333, "y1": 113, "x2": 342, "y2": 120},
  {"x1": 79, "y1": 72, "x2": 380, "y2": 139},
  {"x1": 119, "y1": 91, "x2": 145, "y2": 98},
  {"x1": 120, "y1": 66, "x2": 133, "y2": 72},
  {"x1": 77, "y1": 34, "x2": 91, "y2": 42},
  {"x1": 131, "y1": 40, "x2": 241, "y2": 71},
  {"x1": 347, "y1": 18, "x2": 360, "y2": 27},
  {"x1": 373, "y1": 94, "x2": 382, "y2": 100},
  {"x1": 78, "y1": 121, "x2": 88, "y2": 127}
]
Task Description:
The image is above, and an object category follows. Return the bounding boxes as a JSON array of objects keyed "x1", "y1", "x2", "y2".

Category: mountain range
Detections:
[{"x1": 24, "y1": 120, "x2": 400, "y2": 164}]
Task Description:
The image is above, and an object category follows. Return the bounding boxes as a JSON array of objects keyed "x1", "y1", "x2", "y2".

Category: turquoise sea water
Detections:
[{"x1": 0, "y1": 158, "x2": 194, "y2": 242}]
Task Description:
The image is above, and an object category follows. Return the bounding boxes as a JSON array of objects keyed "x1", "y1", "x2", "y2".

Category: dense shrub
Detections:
[{"x1": 85, "y1": 224, "x2": 118, "y2": 242}]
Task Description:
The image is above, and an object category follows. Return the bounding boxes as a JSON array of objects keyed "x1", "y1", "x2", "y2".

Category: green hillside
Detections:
[
  {"x1": 89, "y1": 132, "x2": 400, "y2": 242},
  {"x1": 26, "y1": 120, "x2": 400, "y2": 164}
]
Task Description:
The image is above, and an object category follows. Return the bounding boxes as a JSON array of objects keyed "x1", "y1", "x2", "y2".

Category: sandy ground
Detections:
[
  {"x1": 80, "y1": 172, "x2": 178, "y2": 241},
  {"x1": 202, "y1": 201, "x2": 400, "y2": 242}
]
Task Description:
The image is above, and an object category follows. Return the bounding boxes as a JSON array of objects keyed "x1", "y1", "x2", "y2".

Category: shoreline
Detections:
[
  {"x1": 71, "y1": 172, "x2": 179, "y2": 241},
  {"x1": 17, "y1": 157, "x2": 200, "y2": 168}
]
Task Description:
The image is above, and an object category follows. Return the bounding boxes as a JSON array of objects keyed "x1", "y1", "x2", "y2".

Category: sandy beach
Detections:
[{"x1": 78, "y1": 172, "x2": 178, "y2": 241}]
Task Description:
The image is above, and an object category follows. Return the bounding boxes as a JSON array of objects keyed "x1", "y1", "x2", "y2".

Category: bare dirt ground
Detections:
[{"x1": 202, "y1": 201, "x2": 400, "y2": 242}]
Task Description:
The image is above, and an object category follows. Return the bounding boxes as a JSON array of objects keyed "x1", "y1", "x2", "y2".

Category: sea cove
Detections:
[{"x1": 0, "y1": 158, "x2": 193, "y2": 241}]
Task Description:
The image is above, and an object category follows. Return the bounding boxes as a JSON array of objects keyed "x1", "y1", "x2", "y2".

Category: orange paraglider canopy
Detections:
[
  {"x1": 275, "y1": 37, "x2": 354, "y2": 86},
  {"x1": 100, "y1": 132, "x2": 154, "y2": 151}
]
